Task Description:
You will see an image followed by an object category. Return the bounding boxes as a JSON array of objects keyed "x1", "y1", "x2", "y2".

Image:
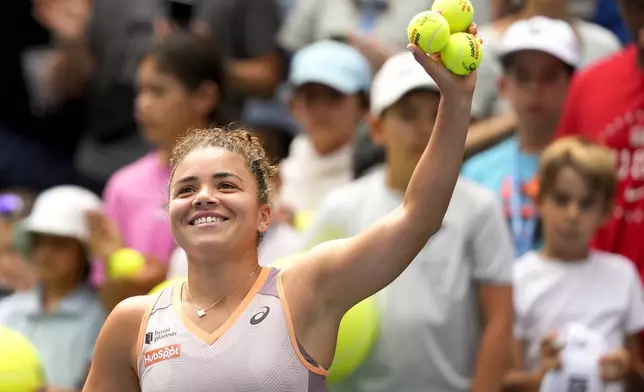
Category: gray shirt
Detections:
[{"x1": 301, "y1": 167, "x2": 514, "y2": 392}]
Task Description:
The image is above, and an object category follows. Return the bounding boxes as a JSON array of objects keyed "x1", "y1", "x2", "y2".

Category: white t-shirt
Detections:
[
  {"x1": 279, "y1": 135, "x2": 354, "y2": 214},
  {"x1": 301, "y1": 166, "x2": 515, "y2": 392},
  {"x1": 514, "y1": 251, "x2": 644, "y2": 392}
]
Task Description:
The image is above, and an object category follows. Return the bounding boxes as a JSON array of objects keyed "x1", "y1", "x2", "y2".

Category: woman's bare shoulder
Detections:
[{"x1": 98, "y1": 295, "x2": 156, "y2": 358}]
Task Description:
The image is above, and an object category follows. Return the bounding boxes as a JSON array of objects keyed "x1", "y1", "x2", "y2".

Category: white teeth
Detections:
[{"x1": 192, "y1": 216, "x2": 225, "y2": 225}]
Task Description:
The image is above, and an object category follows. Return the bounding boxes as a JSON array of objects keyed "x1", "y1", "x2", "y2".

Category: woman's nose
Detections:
[{"x1": 192, "y1": 188, "x2": 219, "y2": 207}]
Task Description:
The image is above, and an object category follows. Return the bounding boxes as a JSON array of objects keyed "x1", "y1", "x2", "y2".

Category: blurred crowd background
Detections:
[{"x1": 0, "y1": 0, "x2": 643, "y2": 391}]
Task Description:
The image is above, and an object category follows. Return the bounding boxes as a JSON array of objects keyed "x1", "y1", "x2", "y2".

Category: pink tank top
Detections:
[{"x1": 136, "y1": 267, "x2": 328, "y2": 391}]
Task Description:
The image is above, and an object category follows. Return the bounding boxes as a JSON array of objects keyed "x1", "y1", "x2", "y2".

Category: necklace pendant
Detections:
[{"x1": 197, "y1": 309, "x2": 206, "y2": 318}]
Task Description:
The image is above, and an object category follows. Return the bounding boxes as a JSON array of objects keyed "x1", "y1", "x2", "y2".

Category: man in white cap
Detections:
[{"x1": 300, "y1": 51, "x2": 515, "y2": 392}]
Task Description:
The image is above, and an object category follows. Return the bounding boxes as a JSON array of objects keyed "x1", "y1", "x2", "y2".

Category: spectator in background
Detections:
[
  {"x1": 37, "y1": 0, "x2": 281, "y2": 195},
  {"x1": 278, "y1": 0, "x2": 490, "y2": 70},
  {"x1": 0, "y1": 192, "x2": 37, "y2": 297},
  {"x1": 490, "y1": 0, "x2": 598, "y2": 21},
  {"x1": 0, "y1": 1, "x2": 86, "y2": 192},
  {"x1": 301, "y1": 52, "x2": 514, "y2": 392},
  {"x1": 279, "y1": 40, "x2": 371, "y2": 226},
  {"x1": 0, "y1": 186, "x2": 106, "y2": 390},
  {"x1": 503, "y1": 137, "x2": 644, "y2": 392},
  {"x1": 241, "y1": 87, "x2": 300, "y2": 164},
  {"x1": 593, "y1": 0, "x2": 633, "y2": 44},
  {"x1": 462, "y1": 17, "x2": 579, "y2": 256},
  {"x1": 87, "y1": 33, "x2": 226, "y2": 310},
  {"x1": 190, "y1": 0, "x2": 283, "y2": 111},
  {"x1": 465, "y1": 0, "x2": 620, "y2": 156},
  {"x1": 555, "y1": 0, "x2": 644, "y2": 278}
]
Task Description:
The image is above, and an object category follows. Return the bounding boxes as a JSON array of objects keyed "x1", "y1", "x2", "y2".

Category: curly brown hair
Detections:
[{"x1": 169, "y1": 126, "x2": 279, "y2": 206}]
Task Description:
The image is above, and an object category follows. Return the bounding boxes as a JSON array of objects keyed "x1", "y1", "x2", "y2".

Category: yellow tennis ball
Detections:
[
  {"x1": 407, "y1": 11, "x2": 451, "y2": 54},
  {"x1": 431, "y1": 0, "x2": 474, "y2": 33},
  {"x1": 440, "y1": 32, "x2": 483, "y2": 76},
  {"x1": 327, "y1": 296, "x2": 380, "y2": 383},
  {"x1": 148, "y1": 278, "x2": 186, "y2": 295},
  {"x1": 109, "y1": 248, "x2": 145, "y2": 279},
  {"x1": 0, "y1": 327, "x2": 45, "y2": 392},
  {"x1": 294, "y1": 210, "x2": 315, "y2": 231}
]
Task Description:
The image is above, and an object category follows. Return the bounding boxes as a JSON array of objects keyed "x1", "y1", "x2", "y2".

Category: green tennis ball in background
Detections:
[
  {"x1": 431, "y1": 0, "x2": 474, "y2": 33},
  {"x1": 407, "y1": 11, "x2": 451, "y2": 54},
  {"x1": 440, "y1": 32, "x2": 483, "y2": 76}
]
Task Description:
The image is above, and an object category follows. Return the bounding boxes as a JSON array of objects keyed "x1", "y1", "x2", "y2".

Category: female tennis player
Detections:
[{"x1": 82, "y1": 33, "x2": 479, "y2": 392}]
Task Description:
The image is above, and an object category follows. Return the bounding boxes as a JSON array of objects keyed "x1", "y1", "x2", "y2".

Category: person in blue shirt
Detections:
[{"x1": 462, "y1": 16, "x2": 580, "y2": 256}]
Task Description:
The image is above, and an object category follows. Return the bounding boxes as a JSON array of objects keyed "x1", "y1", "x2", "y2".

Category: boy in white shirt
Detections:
[
  {"x1": 300, "y1": 51, "x2": 515, "y2": 392},
  {"x1": 505, "y1": 137, "x2": 644, "y2": 392}
]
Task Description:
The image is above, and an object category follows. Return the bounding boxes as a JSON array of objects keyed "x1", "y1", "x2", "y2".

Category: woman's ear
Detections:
[{"x1": 257, "y1": 204, "x2": 271, "y2": 233}]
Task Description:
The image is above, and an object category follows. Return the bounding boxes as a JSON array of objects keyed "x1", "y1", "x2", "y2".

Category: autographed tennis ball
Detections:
[
  {"x1": 431, "y1": 0, "x2": 474, "y2": 33},
  {"x1": 407, "y1": 11, "x2": 451, "y2": 54},
  {"x1": 109, "y1": 248, "x2": 145, "y2": 279},
  {"x1": 440, "y1": 32, "x2": 483, "y2": 75}
]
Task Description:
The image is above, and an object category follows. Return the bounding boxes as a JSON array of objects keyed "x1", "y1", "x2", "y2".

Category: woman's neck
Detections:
[{"x1": 184, "y1": 249, "x2": 262, "y2": 309}]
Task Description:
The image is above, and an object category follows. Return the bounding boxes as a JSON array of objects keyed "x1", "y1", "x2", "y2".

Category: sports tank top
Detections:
[{"x1": 136, "y1": 267, "x2": 328, "y2": 391}]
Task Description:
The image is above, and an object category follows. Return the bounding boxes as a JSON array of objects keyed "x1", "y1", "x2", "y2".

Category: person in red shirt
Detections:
[{"x1": 556, "y1": 0, "x2": 644, "y2": 278}]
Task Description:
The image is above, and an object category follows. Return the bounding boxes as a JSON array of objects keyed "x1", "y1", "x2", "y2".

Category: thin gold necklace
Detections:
[{"x1": 186, "y1": 266, "x2": 261, "y2": 318}]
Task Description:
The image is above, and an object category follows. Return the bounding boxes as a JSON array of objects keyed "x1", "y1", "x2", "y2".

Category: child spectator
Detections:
[
  {"x1": 504, "y1": 137, "x2": 644, "y2": 392},
  {"x1": 87, "y1": 32, "x2": 227, "y2": 310},
  {"x1": 300, "y1": 52, "x2": 514, "y2": 392},
  {"x1": 555, "y1": 0, "x2": 644, "y2": 282},
  {"x1": 462, "y1": 16, "x2": 580, "y2": 256},
  {"x1": 279, "y1": 40, "x2": 371, "y2": 226},
  {"x1": 0, "y1": 186, "x2": 106, "y2": 390}
]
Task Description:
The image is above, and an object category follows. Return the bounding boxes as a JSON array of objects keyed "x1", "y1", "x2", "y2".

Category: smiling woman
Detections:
[{"x1": 83, "y1": 33, "x2": 479, "y2": 391}]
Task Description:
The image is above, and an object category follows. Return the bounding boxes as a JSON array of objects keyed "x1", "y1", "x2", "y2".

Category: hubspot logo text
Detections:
[{"x1": 144, "y1": 344, "x2": 181, "y2": 367}]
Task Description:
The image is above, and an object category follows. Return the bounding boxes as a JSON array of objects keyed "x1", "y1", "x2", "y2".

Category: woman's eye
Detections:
[
  {"x1": 218, "y1": 182, "x2": 236, "y2": 190},
  {"x1": 177, "y1": 186, "x2": 194, "y2": 195}
]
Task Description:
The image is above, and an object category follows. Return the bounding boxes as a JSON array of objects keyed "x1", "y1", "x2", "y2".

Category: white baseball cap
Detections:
[
  {"x1": 499, "y1": 16, "x2": 581, "y2": 69},
  {"x1": 370, "y1": 51, "x2": 439, "y2": 116}
]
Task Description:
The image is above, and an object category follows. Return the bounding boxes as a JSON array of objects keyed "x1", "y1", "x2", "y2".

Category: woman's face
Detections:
[
  {"x1": 135, "y1": 57, "x2": 214, "y2": 151},
  {"x1": 168, "y1": 147, "x2": 271, "y2": 257}
]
